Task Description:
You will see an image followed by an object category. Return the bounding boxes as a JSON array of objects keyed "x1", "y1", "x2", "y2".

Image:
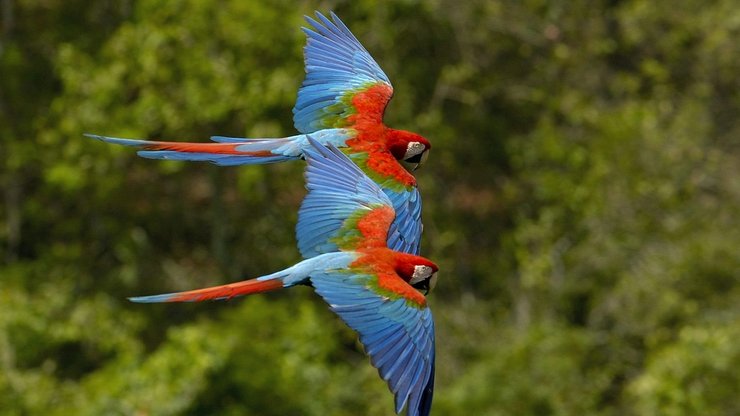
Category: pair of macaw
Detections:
[{"x1": 90, "y1": 12, "x2": 437, "y2": 416}]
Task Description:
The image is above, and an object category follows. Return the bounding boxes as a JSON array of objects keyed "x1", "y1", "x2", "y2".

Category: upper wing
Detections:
[
  {"x1": 293, "y1": 11, "x2": 393, "y2": 133},
  {"x1": 310, "y1": 269, "x2": 435, "y2": 416},
  {"x1": 297, "y1": 137, "x2": 395, "y2": 257}
]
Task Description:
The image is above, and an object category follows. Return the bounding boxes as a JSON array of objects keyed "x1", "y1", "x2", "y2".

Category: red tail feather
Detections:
[
  {"x1": 145, "y1": 142, "x2": 273, "y2": 157},
  {"x1": 167, "y1": 278, "x2": 284, "y2": 302}
]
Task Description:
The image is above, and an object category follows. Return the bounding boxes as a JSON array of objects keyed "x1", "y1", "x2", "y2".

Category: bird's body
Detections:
[
  {"x1": 128, "y1": 138, "x2": 438, "y2": 416},
  {"x1": 87, "y1": 11, "x2": 430, "y2": 255},
  {"x1": 130, "y1": 249, "x2": 430, "y2": 307}
]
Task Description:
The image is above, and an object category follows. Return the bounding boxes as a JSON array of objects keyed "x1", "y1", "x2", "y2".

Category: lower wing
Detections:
[{"x1": 310, "y1": 270, "x2": 435, "y2": 416}]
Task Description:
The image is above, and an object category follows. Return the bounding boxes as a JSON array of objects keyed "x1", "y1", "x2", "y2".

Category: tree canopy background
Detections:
[{"x1": 1, "y1": 0, "x2": 738, "y2": 414}]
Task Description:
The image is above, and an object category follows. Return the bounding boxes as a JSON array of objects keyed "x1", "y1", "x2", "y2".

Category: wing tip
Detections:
[
  {"x1": 303, "y1": 13, "x2": 320, "y2": 28},
  {"x1": 417, "y1": 348, "x2": 435, "y2": 416}
]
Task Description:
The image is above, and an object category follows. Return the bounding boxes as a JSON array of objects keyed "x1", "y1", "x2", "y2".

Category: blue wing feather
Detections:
[
  {"x1": 298, "y1": 137, "x2": 394, "y2": 257},
  {"x1": 310, "y1": 270, "x2": 435, "y2": 416},
  {"x1": 294, "y1": 12, "x2": 392, "y2": 133},
  {"x1": 384, "y1": 187, "x2": 423, "y2": 255}
]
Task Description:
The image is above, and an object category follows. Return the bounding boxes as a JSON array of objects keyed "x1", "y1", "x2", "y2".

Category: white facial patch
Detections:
[
  {"x1": 404, "y1": 141, "x2": 425, "y2": 160},
  {"x1": 409, "y1": 265, "x2": 433, "y2": 285}
]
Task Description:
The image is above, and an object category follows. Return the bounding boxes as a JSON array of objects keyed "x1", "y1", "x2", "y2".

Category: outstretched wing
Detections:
[
  {"x1": 310, "y1": 269, "x2": 435, "y2": 416},
  {"x1": 297, "y1": 136, "x2": 395, "y2": 257},
  {"x1": 293, "y1": 11, "x2": 393, "y2": 133}
]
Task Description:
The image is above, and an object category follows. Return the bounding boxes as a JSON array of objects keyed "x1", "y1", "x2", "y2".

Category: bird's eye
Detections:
[
  {"x1": 409, "y1": 265, "x2": 432, "y2": 284},
  {"x1": 404, "y1": 144, "x2": 429, "y2": 172},
  {"x1": 410, "y1": 272, "x2": 437, "y2": 295},
  {"x1": 403, "y1": 142, "x2": 426, "y2": 162},
  {"x1": 409, "y1": 265, "x2": 436, "y2": 295}
]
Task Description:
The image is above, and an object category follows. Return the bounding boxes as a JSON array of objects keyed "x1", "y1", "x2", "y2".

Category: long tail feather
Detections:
[
  {"x1": 129, "y1": 277, "x2": 285, "y2": 303},
  {"x1": 127, "y1": 255, "x2": 339, "y2": 303},
  {"x1": 84, "y1": 133, "x2": 300, "y2": 166},
  {"x1": 210, "y1": 136, "x2": 276, "y2": 143}
]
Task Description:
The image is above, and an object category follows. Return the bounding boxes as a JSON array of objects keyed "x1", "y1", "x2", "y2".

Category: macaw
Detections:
[
  {"x1": 86, "y1": 11, "x2": 430, "y2": 255},
  {"x1": 129, "y1": 137, "x2": 438, "y2": 416}
]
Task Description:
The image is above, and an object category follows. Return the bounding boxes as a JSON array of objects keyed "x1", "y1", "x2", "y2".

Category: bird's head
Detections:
[
  {"x1": 387, "y1": 129, "x2": 431, "y2": 171},
  {"x1": 395, "y1": 254, "x2": 439, "y2": 295}
]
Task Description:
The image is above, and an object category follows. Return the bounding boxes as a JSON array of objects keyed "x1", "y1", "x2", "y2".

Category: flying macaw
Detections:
[
  {"x1": 129, "y1": 137, "x2": 438, "y2": 416},
  {"x1": 86, "y1": 11, "x2": 430, "y2": 255}
]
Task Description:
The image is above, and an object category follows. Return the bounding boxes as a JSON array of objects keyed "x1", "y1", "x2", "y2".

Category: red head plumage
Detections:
[{"x1": 386, "y1": 129, "x2": 432, "y2": 169}]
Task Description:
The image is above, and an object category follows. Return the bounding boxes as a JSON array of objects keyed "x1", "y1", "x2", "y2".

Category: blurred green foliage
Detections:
[{"x1": 1, "y1": 0, "x2": 738, "y2": 414}]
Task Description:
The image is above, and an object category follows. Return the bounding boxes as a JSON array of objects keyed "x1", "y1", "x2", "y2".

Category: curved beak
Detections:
[
  {"x1": 412, "y1": 150, "x2": 430, "y2": 171},
  {"x1": 428, "y1": 272, "x2": 438, "y2": 294}
]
